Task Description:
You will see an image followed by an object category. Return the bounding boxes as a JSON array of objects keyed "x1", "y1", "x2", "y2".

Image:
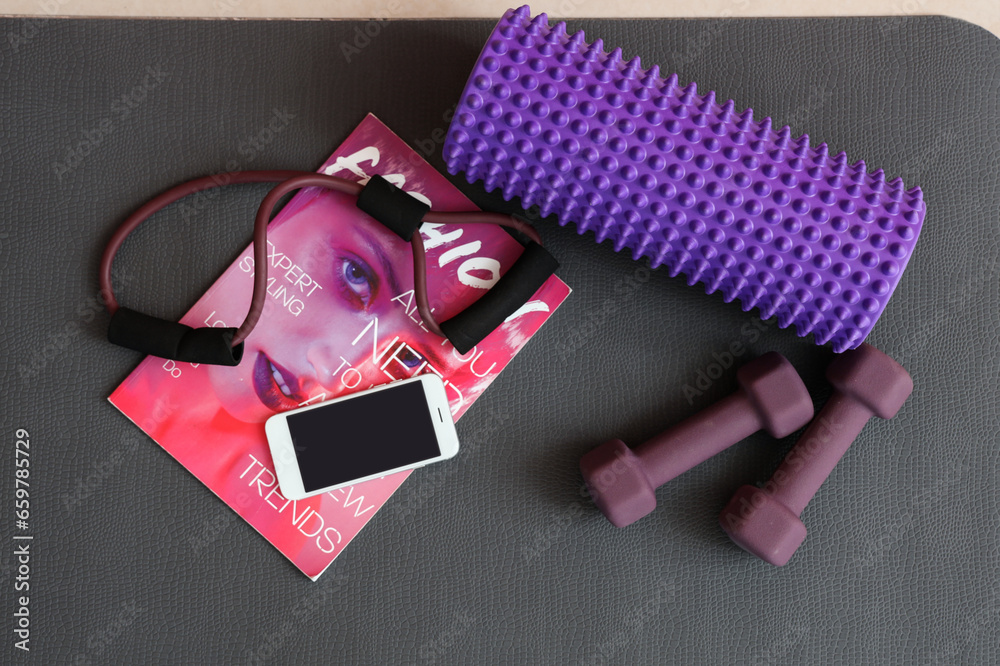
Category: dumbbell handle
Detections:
[
  {"x1": 636, "y1": 391, "x2": 761, "y2": 488},
  {"x1": 768, "y1": 393, "x2": 874, "y2": 515}
]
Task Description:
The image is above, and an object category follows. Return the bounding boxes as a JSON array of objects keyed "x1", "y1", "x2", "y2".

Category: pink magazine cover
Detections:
[{"x1": 109, "y1": 114, "x2": 570, "y2": 579}]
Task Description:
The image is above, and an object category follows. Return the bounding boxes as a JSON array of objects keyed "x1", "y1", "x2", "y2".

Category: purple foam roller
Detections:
[{"x1": 444, "y1": 6, "x2": 925, "y2": 352}]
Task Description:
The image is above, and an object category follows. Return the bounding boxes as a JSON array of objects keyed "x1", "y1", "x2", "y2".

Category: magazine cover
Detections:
[{"x1": 109, "y1": 114, "x2": 571, "y2": 579}]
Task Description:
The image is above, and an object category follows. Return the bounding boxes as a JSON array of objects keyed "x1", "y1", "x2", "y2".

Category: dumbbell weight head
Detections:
[
  {"x1": 580, "y1": 439, "x2": 651, "y2": 529},
  {"x1": 720, "y1": 485, "x2": 807, "y2": 566},
  {"x1": 738, "y1": 351, "x2": 817, "y2": 439},
  {"x1": 721, "y1": 344, "x2": 913, "y2": 565},
  {"x1": 825, "y1": 342, "x2": 913, "y2": 420},
  {"x1": 581, "y1": 352, "x2": 813, "y2": 528}
]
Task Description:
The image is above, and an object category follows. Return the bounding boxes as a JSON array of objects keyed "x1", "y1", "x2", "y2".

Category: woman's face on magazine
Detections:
[{"x1": 206, "y1": 197, "x2": 463, "y2": 423}]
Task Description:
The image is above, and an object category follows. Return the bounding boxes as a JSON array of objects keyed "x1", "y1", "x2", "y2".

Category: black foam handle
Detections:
[
  {"x1": 108, "y1": 307, "x2": 244, "y2": 366},
  {"x1": 355, "y1": 174, "x2": 430, "y2": 241},
  {"x1": 440, "y1": 242, "x2": 559, "y2": 354}
]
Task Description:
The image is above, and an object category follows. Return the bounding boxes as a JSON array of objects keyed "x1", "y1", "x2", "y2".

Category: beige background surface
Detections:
[{"x1": 1, "y1": 0, "x2": 998, "y2": 39}]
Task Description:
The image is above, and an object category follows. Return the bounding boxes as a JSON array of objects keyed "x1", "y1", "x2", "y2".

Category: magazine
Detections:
[{"x1": 109, "y1": 114, "x2": 571, "y2": 579}]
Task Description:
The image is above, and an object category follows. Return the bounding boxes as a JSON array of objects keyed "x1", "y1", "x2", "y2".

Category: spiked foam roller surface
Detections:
[{"x1": 443, "y1": 6, "x2": 925, "y2": 352}]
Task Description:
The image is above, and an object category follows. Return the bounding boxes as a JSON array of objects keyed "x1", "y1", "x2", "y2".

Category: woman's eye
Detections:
[
  {"x1": 397, "y1": 346, "x2": 424, "y2": 369},
  {"x1": 339, "y1": 257, "x2": 377, "y2": 308}
]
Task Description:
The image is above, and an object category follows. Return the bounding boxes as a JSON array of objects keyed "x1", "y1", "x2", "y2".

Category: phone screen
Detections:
[{"x1": 286, "y1": 380, "x2": 442, "y2": 492}]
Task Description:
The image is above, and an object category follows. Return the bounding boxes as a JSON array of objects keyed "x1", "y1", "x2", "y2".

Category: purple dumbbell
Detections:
[
  {"x1": 719, "y1": 343, "x2": 912, "y2": 565},
  {"x1": 444, "y1": 6, "x2": 925, "y2": 353},
  {"x1": 580, "y1": 352, "x2": 813, "y2": 527}
]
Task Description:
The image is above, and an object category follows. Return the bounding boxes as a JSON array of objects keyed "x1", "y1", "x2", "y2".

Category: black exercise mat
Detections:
[{"x1": 1, "y1": 14, "x2": 998, "y2": 664}]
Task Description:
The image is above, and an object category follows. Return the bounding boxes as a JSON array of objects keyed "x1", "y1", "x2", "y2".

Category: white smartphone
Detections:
[{"x1": 265, "y1": 374, "x2": 460, "y2": 500}]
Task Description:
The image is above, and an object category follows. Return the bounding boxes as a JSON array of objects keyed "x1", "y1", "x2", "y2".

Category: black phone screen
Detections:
[{"x1": 286, "y1": 380, "x2": 442, "y2": 492}]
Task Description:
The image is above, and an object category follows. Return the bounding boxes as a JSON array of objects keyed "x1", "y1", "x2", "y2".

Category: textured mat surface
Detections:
[{"x1": 1, "y1": 14, "x2": 998, "y2": 664}]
